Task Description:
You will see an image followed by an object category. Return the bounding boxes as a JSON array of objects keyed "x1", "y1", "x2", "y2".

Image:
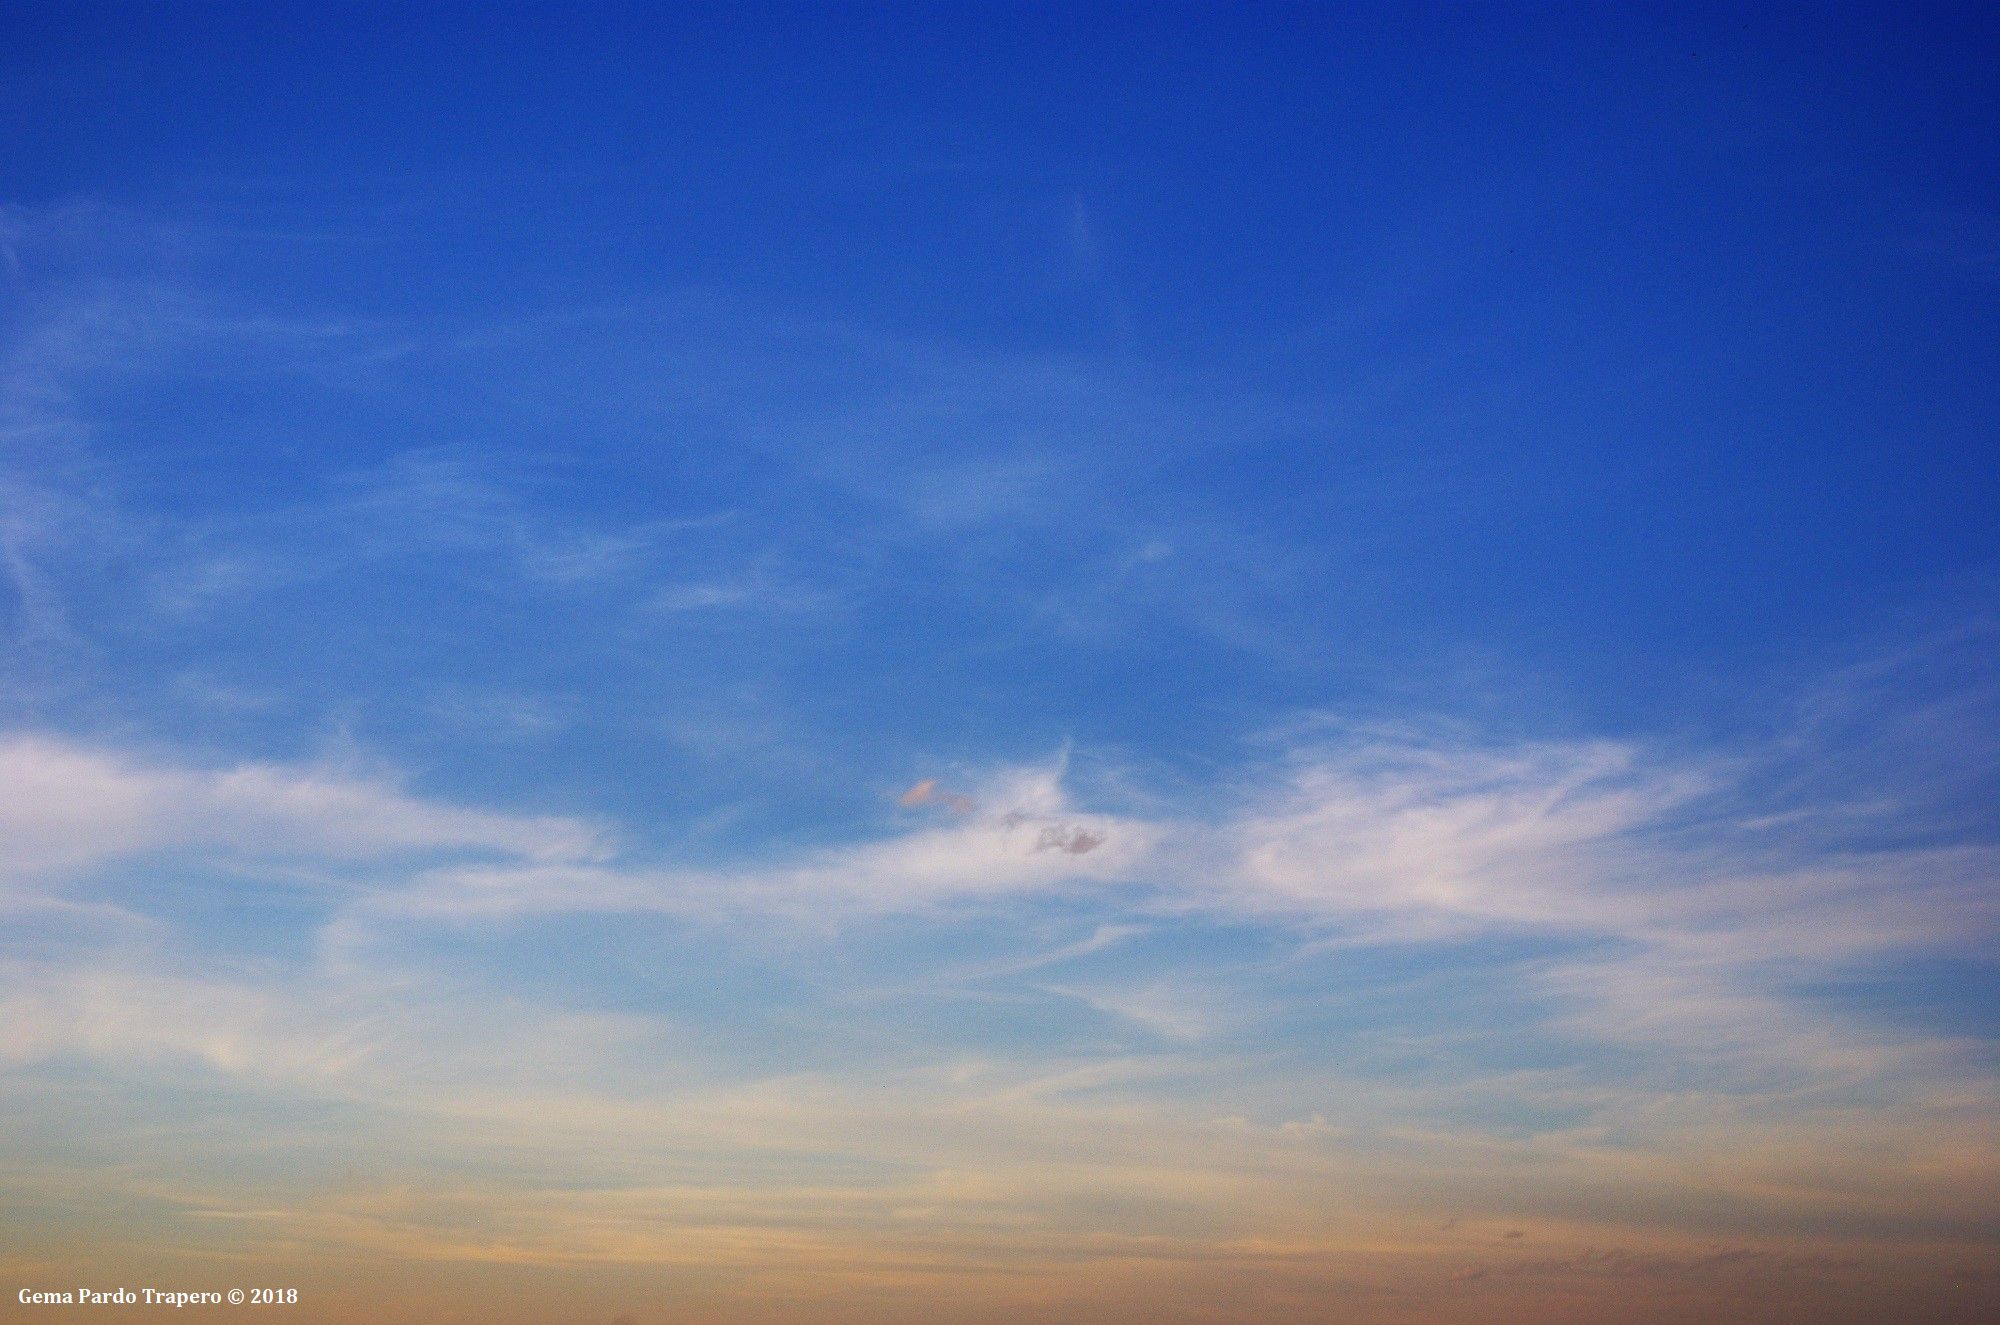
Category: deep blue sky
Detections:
[{"x1": 7, "y1": 8, "x2": 1995, "y2": 794}]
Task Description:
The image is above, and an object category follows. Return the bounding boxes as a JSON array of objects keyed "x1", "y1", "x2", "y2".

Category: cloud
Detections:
[
  {"x1": 0, "y1": 962, "x2": 373, "y2": 1079},
  {"x1": 1218, "y1": 737, "x2": 1693, "y2": 933},
  {"x1": 649, "y1": 580, "x2": 756, "y2": 612},
  {"x1": 897, "y1": 778, "x2": 975, "y2": 813},
  {"x1": 0, "y1": 735, "x2": 607, "y2": 894},
  {"x1": 0, "y1": 485, "x2": 68, "y2": 641},
  {"x1": 1035, "y1": 823, "x2": 1105, "y2": 854},
  {"x1": 1044, "y1": 980, "x2": 1227, "y2": 1041},
  {"x1": 373, "y1": 763, "x2": 1147, "y2": 923},
  {"x1": 337, "y1": 449, "x2": 734, "y2": 591}
]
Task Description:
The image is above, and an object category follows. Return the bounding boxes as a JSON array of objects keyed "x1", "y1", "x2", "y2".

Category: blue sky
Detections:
[{"x1": 2, "y1": 6, "x2": 1998, "y2": 1323}]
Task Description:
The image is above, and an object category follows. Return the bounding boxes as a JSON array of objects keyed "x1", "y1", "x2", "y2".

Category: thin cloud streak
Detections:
[{"x1": 0, "y1": 734, "x2": 608, "y2": 892}]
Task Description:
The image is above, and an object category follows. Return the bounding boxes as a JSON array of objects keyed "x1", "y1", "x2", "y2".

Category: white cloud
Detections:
[
  {"x1": 368, "y1": 761, "x2": 1151, "y2": 923},
  {"x1": 1219, "y1": 738, "x2": 1690, "y2": 933},
  {"x1": 1043, "y1": 979, "x2": 1230, "y2": 1042},
  {"x1": 0, "y1": 735, "x2": 608, "y2": 893}
]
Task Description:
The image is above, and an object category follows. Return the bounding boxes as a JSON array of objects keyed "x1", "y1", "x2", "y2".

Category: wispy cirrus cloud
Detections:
[
  {"x1": 0, "y1": 734, "x2": 607, "y2": 893},
  {"x1": 362, "y1": 761, "x2": 1147, "y2": 924}
]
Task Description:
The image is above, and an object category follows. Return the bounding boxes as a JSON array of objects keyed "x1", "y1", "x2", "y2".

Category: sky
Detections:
[{"x1": 2, "y1": 4, "x2": 1998, "y2": 1322}]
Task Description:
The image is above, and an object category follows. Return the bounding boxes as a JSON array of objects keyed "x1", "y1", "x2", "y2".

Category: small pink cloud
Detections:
[{"x1": 897, "y1": 779, "x2": 975, "y2": 813}]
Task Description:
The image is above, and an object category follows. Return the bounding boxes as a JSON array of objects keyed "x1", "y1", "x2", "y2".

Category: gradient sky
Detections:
[{"x1": 3, "y1": 5, "x2": 1998, "y2": 1323}]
